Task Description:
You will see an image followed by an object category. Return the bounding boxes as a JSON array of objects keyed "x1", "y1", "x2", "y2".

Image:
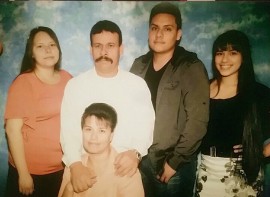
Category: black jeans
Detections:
[
  {"x1": 139, "y1": 155, "x2": 197, "y2": 197},
  {"x1": 5, "y1": 164, "x2": 64, "y2": 197}
]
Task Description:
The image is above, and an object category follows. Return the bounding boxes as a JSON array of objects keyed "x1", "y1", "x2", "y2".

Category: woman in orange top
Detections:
[{"x1": 4, "y1": 26, "x2": 72, "y2": 197}]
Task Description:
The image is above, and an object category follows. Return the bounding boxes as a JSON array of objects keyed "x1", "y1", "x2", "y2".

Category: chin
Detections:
[{"x1": 86, "y1": 149, "x2": 101, "y2": 154}]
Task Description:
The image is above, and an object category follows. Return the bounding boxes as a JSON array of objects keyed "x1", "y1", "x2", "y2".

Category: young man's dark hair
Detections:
[
  {"x1": 81, "y1": 103, "x2": 117, "y2": 131},
  {"x1": 90, "y1": 20, "x2": 122, "y2": 46},
  {"x1": 149, "y1": 2, "x2": 182, "y2": 29}
]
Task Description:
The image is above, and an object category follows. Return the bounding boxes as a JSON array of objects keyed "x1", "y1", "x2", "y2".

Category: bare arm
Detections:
[
  {"x1": 61, "y1": 182, "x2": 74, "y2": 197},
  {"x1": 114, "y1": 150, "x2": 139, "y2": 177},
  {"x1": 58, "y1": 164, "x2": 96, "y2": 196},
  {"x1": 264, "y1": 143, "x2": 270, "y2": 157},
  {"x1": 69, "y1": 162, "x2": 97, "y2": 192},
  {"x1": 6, "y1": 119, "x2": 34, "y2": 195}
]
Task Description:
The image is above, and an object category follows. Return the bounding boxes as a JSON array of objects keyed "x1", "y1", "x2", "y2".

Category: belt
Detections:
[{"x1": 201, "y1": 146, "x2": 237, "y2": 158}]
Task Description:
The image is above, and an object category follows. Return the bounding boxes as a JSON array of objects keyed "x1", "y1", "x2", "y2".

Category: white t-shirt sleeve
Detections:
[
  {"x1": 112, "y1": 74, "x2": 155, "y2": 157},
  {"x1": 130, "y1": 79, "x2": 155, "y2": 156},
  {"x1": 60, "y1": 80, "x2": 83, "y2": 166}
]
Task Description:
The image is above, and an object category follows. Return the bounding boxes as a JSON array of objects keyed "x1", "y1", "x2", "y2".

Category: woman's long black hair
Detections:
[
  {"x1": 20, "y1": 26, "x2": 62, "y2": 75},
  {"x1": 211, "y1": 30, "x2": 262, "y2": 184}
]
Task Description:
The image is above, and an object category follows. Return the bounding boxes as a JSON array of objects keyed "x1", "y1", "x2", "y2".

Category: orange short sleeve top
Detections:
[{"x1": 4, "y1": 70, "x2": 72, "y2": 174}]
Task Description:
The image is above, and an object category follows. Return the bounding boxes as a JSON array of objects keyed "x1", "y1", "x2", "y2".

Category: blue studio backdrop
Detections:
[{"x1": 0, "y1": 1, "x2": 270, "y2": 196}]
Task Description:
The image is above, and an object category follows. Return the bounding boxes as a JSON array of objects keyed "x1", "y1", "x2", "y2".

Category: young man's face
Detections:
[
  {"x1": 82, "y1": 115, "x2": 113, "y2": 154},
  {"x1": 148, "y1": 13, "x2": 181, "y2": 54},
  {"x1": 91, "y1": 31, "x2": 123, "y2": 77}
]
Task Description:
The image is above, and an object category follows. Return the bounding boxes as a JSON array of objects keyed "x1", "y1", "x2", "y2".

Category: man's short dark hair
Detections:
[
  {"x1": 90, "y1": 20, "x2": 122, "y2": 46},
  {"x1": 149, "y1": 2, "x2": 182, "y2": 30},
  {"x1": 81, "y1": 103, "x2": 117, "y2": 131}
]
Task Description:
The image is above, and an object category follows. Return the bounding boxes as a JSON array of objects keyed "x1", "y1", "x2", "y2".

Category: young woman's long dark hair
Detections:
[
  {"x1": 211, "y1": 30, "x2": 262, "y2": 184},
  {"x1": 20, "y1": 26, "x2": 62, "y2": 74}
]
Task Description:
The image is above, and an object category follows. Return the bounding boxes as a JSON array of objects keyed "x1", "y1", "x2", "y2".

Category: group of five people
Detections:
[{"x1": 4, "y1": 2, "x2": 270, "y2": 197}]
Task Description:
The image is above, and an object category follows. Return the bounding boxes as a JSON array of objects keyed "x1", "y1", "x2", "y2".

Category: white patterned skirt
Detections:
[{"x1": 196, "y1": 154, "x2": 263, "y2": 197}]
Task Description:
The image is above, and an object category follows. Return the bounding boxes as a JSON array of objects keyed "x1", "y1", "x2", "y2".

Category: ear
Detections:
[
  {"x1": 177, "y1": 29, "x2": 182, "y2": 41},
  {"x1": 90, "y1": 45, "x2": 93, "y2": 56},
  {"x1": 119, "y1": 44, "x2": 123, "y2": 56},
  {"x1": 110, "y1": 132, "x2": 114, "y2": 142}
]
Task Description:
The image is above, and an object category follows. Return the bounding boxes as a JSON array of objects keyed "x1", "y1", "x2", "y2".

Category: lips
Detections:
[
  {"x1": 154, "y1": 41, "x2": 165, "y2": 44},
  {"x1": 88, "y1": 142, "x2": 99, "y2": 145},
  {"x1": 219, "y1": 65, "x2": 231, "y2": 69},
  {"x1": 44, "y1": 56, "x2": 54, "y2": 59}
]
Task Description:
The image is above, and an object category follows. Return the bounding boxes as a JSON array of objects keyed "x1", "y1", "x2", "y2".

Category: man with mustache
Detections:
[{"x1": 60, "y1": 20, "x2": 155, "y2": 193}]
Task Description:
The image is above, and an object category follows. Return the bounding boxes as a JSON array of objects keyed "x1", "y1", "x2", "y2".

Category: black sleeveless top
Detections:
[
  {"x1": 201, "y1": 82, "x2": 270, "y2": 161},
  {"x1": 201, "y1": 94, "x2": 245, "y2": 157}
]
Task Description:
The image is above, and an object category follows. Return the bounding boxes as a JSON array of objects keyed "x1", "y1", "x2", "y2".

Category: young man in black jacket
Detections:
[{"x1": 130, "y1": 2, "x2": 209, "y2": 197}]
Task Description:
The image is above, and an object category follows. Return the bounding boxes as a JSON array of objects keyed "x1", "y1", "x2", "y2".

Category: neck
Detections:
[
  {"x1": 153, "y1": 50, "x2": 174, "y2": 71},
  {"x1": 87, "y1": 147, "x2": 111, "y2": 164},
  {"x1": 220, "y1": 75, "x2": 238, "y2": 87},
  {"x1": 34, "y1": 67, "x2": 59, "y2": 84},
  {"x1": 95, "y1": 67, "x2": 118, "y2": 78},
  {"x1": 86, "y1": 147, "x2": 111, "y2": 171},
  {"x1": 211, "y1": 76, "x2": 238, "y2": 99},
  {"x1": 35, "y1": 67, "x2": 55, "y2": 76}
]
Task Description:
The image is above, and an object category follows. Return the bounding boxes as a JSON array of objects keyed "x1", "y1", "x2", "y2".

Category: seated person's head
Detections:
[{"x1": 81, "y1": 103, "x2": 117, "y2": 154}]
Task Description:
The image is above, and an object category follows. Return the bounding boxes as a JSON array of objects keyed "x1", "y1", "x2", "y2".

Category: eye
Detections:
[
  {"x1": 93, "y1": 44, "x2": 101, "y2": 49},
  {"x1": 50, "y1": 43, "x2": 56, "y2": 47},
  {"x1": 164, "y1": 27, "x2": 172, "y2": 32},
  {"x1": 99, "y1": 129, "x2": 106, "y2": 133},
  {"x1": 151, "y1": 26, "x2": 158, "y2": 31},
  {"x1": 83, "y1": 127, "x2": 92, "y2": 133},
  {"x1": 230, "y1": 50, "x2": 239, "y2": 55},
  {"x1": 107, "y1": 43, "x2": 115, "y2": 48},
  {"x1": 215, "y1": 51, "x2": 223, "y2": 56}
]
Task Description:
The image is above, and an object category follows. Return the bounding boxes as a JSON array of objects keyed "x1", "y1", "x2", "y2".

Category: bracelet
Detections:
[{"x1": 133, "y1": 149, "x2": 142, "y2": 162}]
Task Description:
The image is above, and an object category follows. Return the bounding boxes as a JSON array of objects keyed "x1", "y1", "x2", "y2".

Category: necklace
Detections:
[{"x1": 34, "y1": 70, "x2": 60, "y2": 85}]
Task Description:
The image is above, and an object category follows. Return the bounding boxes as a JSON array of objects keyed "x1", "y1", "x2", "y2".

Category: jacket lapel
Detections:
[{"x1": 156, "y1": 63, "x2": 174, "y2": 109}]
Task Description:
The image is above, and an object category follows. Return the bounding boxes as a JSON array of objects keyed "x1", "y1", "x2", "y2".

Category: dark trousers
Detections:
[
  {"x1": 263, "y1": 163, "x2": 270, "y2": 197},
  {"x1": 139, "y1": 155, "x2": 197, "y2": 197},
  {"x1": 5, "y1": 164, "x2": 64, "y2": 197}
]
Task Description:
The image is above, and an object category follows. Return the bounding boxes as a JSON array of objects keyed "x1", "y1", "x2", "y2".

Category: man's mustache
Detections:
[{"x1": 95, "y1": 56, "x2": 113, "y2": 64}]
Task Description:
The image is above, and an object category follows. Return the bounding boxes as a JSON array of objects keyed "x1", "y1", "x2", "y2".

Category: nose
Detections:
[
  {"x1": 44, "y1": 45, "x2": 52, "y2": 53},
  {"x1": 100, "y1": 45, "x2": 108, "y2": 56},
  {"x1": 156, "y1": 29, "x2": 163, "y2": 38},
  {"x1": 89, "y1": 132, "x2": 98, "y2": 140},
  {"x1": 221, "y1": 52, "x2": 228, "y2": 62}
]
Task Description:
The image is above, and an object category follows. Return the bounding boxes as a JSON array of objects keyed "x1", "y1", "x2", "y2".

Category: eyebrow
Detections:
[
  {"x1": 92, "y1": 42, "x2": 116, "y2": 45},
  {"x1": 150, "y1": 24, "x2": 174, "y2": 28},
  {"x1": 83, "y1": 122, "x2": 109, "y2": 128},
  {"x1": 35, "y1": 41, "x2": 55, "y2": 45},
  {"x1": 216, "y1": 49, "x2": 239, "y2": 53}
]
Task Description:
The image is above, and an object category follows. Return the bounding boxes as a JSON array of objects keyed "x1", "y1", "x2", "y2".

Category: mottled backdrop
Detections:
[{"x1": 0, "y1": 1, "x2": 270, "y2": 195}]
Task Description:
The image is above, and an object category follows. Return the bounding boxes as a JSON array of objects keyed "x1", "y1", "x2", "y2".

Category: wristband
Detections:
[{"x1": 133, "y1": 149, "x2": 142, "y2": 162}]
